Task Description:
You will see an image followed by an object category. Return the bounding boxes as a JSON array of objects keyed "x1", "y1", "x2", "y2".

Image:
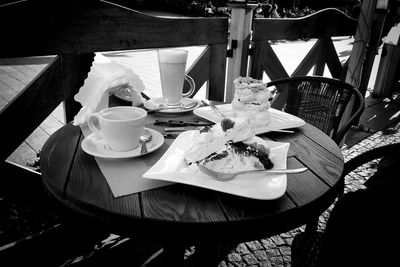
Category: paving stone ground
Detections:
[{"x1": 214, "y1": 120, "x2": 400, "y2": 267}]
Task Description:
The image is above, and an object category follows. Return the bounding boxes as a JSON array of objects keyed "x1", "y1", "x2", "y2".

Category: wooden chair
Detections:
[
  {"x1": 267, "y1": 76, "x2": 365, "y2": 145},
  {"x1": 0, "y1": 0, "x2": 228, "y2": 264},
  {"x1": 290, "y1": 142, "x2": 400, "y2": 267}
]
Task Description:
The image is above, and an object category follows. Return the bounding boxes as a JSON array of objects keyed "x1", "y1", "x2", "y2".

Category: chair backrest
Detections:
[
  {"x1": 267, "y1": 76, "x2": 365, "y2": 145},
  {"x1": 322, "y1": 142, "x2": 400, "y2": 267},
  {"x1": 291, "y1": 142, "x2": 400, "y2": 267},
  {"x1": 343, "y1": 142, "x2": 400, "y2": 177}
]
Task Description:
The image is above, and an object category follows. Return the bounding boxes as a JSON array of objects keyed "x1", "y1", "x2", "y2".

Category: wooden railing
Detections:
[
  {"x1": 251, "y1": 8, "x2": 357, "y2": 80},
  {"x1": 0, "y1": 0, "x2": 229, "y2": 163},
  {"x1": 249, "y1": 8, "x2": 358, "y2": 109},
  {"x1": 0, "y1": 0, "x2": 387, "y2": 168}
]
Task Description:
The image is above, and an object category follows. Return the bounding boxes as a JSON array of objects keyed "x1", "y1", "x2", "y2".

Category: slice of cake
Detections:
[
  {"x1": 231, "y1": 76, "x2": 273, "y2": 126},
  {"x1": 184, "y1": 117, "x2": 255, "y2": 164},
  {"x1": 184, "y1": 117, "x2": 274, "y2": 175},
  {"x1": 200, "y1": 138, "x2": 274, "y2": 174}
]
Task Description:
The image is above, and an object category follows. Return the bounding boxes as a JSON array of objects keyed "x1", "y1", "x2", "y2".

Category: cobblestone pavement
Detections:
[{"x1": 215, "y1": 121, "x2": 400, "y2": 267}]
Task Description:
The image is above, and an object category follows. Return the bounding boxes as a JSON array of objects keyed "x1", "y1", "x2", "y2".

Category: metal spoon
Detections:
[{"x1": 139, "y1": 129, "x2": 152, "y2": 154}]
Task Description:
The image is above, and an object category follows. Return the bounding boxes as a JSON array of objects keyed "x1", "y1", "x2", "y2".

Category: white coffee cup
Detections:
[
  {"x1": 87, "y1": 106, "x2": 147, "y2": 151},
  {"x1": 157, "y1": 49, "x2": 195, "y2": 106}
]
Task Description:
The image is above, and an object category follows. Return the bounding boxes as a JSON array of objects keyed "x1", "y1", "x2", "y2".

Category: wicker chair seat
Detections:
[
  {"x1": 267, "y1": 76, "x2": 364, "y2": 144},
  {"x1": 296, "y1": 101, "x2": 336, "y2": 136}
]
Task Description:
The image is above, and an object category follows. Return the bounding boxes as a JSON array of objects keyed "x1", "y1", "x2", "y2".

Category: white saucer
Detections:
[
  {"x1": 194, "y1": 104, "x2": 305, "y2": 134},
  {"x1": 81, "y1": 128, "x2": 164, "y2": 159},
  {"x1": 147, "y1": 97, "x2": 200, "y2": 113}
]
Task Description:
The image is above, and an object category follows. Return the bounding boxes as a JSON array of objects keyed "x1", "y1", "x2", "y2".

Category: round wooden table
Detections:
[{"x1": 40, "y1": 110, "x2": 344, "y2": 266}]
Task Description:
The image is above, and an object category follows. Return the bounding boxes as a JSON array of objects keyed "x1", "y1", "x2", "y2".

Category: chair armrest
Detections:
[
  {"x1": 343, "y1": 143, "x2": 400, "y2": 177},
  {"x1": 334, "y1": 87, "x2": 365, "y2": 144}
]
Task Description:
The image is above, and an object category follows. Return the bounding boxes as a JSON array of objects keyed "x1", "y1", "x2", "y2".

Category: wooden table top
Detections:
[{"x1": 40, "y1": 107, "x2": 344, "y2": 247}]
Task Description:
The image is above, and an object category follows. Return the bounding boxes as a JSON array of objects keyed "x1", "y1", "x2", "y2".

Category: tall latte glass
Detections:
[{"x1": 157, "y1": 49, "x2": 195, "y2": 107}]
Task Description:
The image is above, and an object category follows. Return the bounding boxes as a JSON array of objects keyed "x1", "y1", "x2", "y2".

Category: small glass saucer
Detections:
[
  {"x1": 149, "y1": 97, "x2": 200, "y2": 113},
  {"x1": 81, "y1": 128, "x2": 164, "y2": 159}
]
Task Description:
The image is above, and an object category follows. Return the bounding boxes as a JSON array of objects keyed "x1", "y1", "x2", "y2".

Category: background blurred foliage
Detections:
[{"x1": 112, "y1": 0, "x2": 362, "y2": 18}]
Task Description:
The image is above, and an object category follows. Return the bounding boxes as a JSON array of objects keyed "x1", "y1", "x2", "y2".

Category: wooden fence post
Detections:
[
  {"x1": 340, "y1": 0, "x2": 380, "y2": 146},
  {"x1": 356, "y1": 0, "x2": 389, "y2": 122},
  {"x1": 225, "y1": 1, "x2": 258, "y2": 102},
  {"x1": 345, "y1": 0, "x2": 379, "y2": 88}
]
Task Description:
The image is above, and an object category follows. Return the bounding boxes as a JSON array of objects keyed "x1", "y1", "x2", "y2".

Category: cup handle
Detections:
[
  {"x1": 87, "y1": 113, "x2": 103, "y2": 136},
  {"x1": 182, "y1": 75, "x2": 196, "y2": 98}
]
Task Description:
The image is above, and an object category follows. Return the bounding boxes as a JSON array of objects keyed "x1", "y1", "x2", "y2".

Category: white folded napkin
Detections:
[{"x1": 73, "y1": 53, "x2": 146, "y2": 126}]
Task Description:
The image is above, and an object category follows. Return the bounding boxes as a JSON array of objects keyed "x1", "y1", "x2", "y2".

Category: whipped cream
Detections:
[
  {"x1": 184, "y1": 117, "x2": 255, "y2": 164},
  {"x1": 184, "y1": 116, "x2": 274, "y2": 175},
  {"x1": 231, "y1": 76, "x2": 272, "y2": 127}
]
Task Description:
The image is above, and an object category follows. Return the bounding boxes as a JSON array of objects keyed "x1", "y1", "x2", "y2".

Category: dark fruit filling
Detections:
[
  {"x1": 221, "y1": 118, "x2": 235, "y2": 131},
  {"x1": 230, "y1": 142, "x2": 273, "y2": 169},
  {"x1": 202, "y1": 141, "x2": 274, "y2": 169},
  {"x1": 202, "y1": 150, "x2": 228, "y2": 164}
]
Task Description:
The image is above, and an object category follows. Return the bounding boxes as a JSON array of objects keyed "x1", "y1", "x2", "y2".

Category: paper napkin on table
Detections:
[
  {"x1": 80, "y1": 125, "x2": 172, "y2": 197},
  {"x1": 73, "y1": 53, "x2": 146, "y2": 126}
]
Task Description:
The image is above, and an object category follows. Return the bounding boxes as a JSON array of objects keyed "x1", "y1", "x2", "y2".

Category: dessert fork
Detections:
[
  {"x1": 208, "y1": 101, "x2": 227, "y2": 118},
  {"x1": 197, "y1": 163, "x2": 308, "y2": 181}
]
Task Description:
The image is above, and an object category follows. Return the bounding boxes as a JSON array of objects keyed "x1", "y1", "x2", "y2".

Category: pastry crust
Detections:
[{"x1": 232, "y1": 76, "x2": 272, "y2": 126}]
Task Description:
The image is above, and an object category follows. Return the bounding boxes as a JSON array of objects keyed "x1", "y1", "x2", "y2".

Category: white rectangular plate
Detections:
[
  {"x1": 143, "y1": 130, "x2": 290, "y2": 200},
  {"x1": 194, "y1": 104, "x2": 305, "y2": 135}
]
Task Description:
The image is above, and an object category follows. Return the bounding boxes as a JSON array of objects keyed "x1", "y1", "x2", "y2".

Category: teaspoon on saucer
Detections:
[{"x1": 139, "y1": 129, "x2": 152, "y2": 154}]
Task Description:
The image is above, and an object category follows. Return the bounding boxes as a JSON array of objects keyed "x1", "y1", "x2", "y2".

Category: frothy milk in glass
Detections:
[{"x1": 158, "y1": 49, "x2": 188, "y2": 106}]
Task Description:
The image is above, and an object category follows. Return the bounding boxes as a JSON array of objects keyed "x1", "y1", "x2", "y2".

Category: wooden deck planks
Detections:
[{"x1": 0, "y1": 57, "x2": 62, "y2": 168}]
